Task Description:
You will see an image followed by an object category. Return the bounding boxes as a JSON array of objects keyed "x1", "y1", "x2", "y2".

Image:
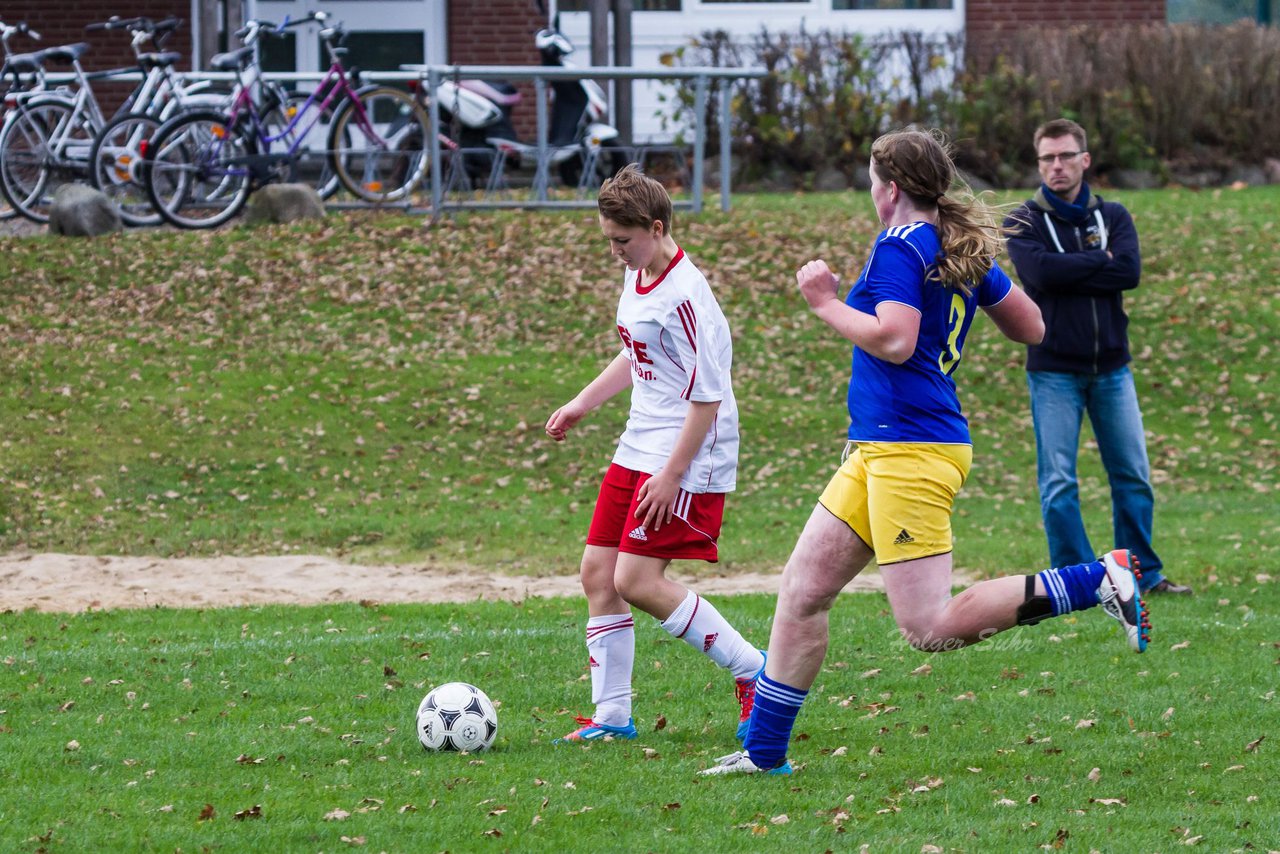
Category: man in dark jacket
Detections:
[{"x1": 1005, "y1": 118, "x2": 1191, "y2": 595}]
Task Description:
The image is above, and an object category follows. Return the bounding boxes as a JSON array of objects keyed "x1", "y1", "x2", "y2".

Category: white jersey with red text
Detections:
[{"x1": 612, "y1": 248, "x2": 739, "y2": 494}]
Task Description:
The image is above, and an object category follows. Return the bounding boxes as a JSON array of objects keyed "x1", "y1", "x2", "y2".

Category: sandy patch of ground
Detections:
[{"x1": 0, "y1": 553, "x2": 915, "y2": 614}]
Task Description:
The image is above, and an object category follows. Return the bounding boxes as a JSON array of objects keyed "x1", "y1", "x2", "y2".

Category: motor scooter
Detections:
[{"x1": 409, "y1": 14, "x2": 624, "y2": 189}]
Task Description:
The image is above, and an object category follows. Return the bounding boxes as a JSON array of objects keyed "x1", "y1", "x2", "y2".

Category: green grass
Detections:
[
  {"x1": 1, "y1": 187, "x2": 1278, "y2": 848},
  {"x1": 2, "y1": 189, "x2": 1277, "y2": 585},
  {"x1": 2, "y1": 590, "x2": 1276, "y2": 850}
]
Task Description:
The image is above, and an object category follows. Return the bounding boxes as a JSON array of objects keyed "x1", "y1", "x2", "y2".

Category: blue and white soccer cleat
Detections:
[
  {"x1": 699, "y1": 749, "x2": 792, "y2": 776},
  {"x1": 735, "y1": 651, "x2": 766, "y2": 742},
  {"x1": 1097, "y1": 549, "x2": 1151, "y2": 653},
  {"x1": 553, "y1": 715, "x2": 638, "y2": 744}
]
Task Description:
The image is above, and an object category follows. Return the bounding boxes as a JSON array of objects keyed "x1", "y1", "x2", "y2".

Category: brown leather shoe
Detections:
[{"x1": 1148, "y1": 578, "x2": 1193, "y2": 595}]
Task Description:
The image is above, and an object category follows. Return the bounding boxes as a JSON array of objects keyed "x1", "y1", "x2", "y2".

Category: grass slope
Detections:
[{"x1": 1, "y1": 188, "x2": 1276, "y2": 586}]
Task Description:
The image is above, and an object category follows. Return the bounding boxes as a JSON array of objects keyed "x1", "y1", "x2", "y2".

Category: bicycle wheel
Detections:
[
  {"x1": 264, "y1": 89, "x2": 339, "y2": 199},
  {"x1": 0, "y1": 96, "x2": 96, "y2": 224},
  {"x1": 328, "y1": 86, "x2": 428, "y2": 203},
  {"x1": 144, "y1": 110, "x2": 254, "y2": 230},
  {"x1": 90, "y1": 111, "x2": 163, "y2": 227}
]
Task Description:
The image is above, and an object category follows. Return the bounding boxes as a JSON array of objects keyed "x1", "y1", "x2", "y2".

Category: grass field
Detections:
[
  {"x1": 1, "y1": 187, "x2": 1278, "y2": 849},
  {"x1": 1, "y1": 188, "x2": 1276, "y2": 580},
  {"x1": 3, "y1": 591, "x2": 1277, "y2": 850}
]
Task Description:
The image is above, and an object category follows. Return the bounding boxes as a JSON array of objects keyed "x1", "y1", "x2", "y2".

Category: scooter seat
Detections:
[{"x1": 461, "y1": 79, "x2": 521, "y2": 107}]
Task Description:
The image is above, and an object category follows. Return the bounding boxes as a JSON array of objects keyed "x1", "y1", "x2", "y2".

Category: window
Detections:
[
  {"x1": 261, "y1": 33, "x2": 298, "y2": 73},
  {"x1": 1168, "y1": 0, "x2": 1276, "y2": 23},
  {"x1": 321, "y1": 31, "x2": 425, "y2": 70},
  {"x1": 557, "y1": 1, "x2": 681, "y2": 10},
  {"x1": 834, "y1": 0, "x2": 953, "y2": 8}
]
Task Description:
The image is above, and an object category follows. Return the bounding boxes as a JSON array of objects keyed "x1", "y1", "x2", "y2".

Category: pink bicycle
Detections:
[{"x1": 143, "y1": 12, "x2": 428, "y2": 228}]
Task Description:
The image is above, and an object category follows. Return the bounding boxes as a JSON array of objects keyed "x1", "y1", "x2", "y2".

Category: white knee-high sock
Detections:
[
  {"x1": 659, "y1": 591, "x2": 764, "y2": 680},
  {"x1": 586, "y1": 613, "x2": 635, "y2": 727}
]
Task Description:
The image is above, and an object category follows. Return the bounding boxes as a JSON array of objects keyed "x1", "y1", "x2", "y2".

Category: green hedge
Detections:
[{"x1": 661, "y1": 21, "x2": 1280, "y2": 187}]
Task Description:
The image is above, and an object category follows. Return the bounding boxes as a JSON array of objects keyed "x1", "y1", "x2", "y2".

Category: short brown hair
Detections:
[
  {"x1": 1033, "y1": 118, "x2": 1088, "y2": 152},
  {"x1": 597, "y1": 163, "x2": 673, "y2": 236}
]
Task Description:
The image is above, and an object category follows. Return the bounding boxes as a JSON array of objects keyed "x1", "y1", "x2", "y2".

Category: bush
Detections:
[{"x1": 662, "y1": 21, "x2": 1280, "y2": 187}]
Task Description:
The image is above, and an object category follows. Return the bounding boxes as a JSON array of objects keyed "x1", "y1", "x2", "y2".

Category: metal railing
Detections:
[
  {"x1": 37, "y1": 64, "x2": 767, "y2": 216},
  {"x1": 403, "y1": 64, "x2": 767, "y2": 215}
]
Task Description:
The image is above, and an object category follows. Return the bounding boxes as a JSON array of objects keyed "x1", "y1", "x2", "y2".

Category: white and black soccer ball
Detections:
[{"x1": 416, "y1": 682, "x2": 498, "y2": 752}]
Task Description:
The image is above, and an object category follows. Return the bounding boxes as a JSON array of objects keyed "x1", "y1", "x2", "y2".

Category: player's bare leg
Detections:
[
  {"x1": 765, "y1": 505, "x2": 874, "y2": 689},
  {"x1": 882, "y1": 554, "x2": 1024, "y2": 650}
]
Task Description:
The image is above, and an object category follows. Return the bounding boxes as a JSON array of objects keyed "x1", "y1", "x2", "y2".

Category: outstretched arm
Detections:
[
  {"x1": 797, "y1": 259, "x2": 920, "y2": 364},
  {"x1": 545, "y1": 352, "x2": 633, "y2": 442}
]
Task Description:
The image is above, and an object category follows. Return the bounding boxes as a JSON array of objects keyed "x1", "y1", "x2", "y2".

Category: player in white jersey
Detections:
[{"x1": 545, "y1": 165, "x2": 765, "y2": 744}]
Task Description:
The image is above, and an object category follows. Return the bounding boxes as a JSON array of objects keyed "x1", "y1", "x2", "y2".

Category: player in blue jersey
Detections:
[{"x1": 702, "y1": 129, "x2": 1153, "y2": 777}]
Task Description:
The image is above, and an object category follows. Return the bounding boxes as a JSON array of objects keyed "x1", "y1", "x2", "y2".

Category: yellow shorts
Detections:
[{"x1": 819, "y1": 441, "x2": 972, "y2": 566}]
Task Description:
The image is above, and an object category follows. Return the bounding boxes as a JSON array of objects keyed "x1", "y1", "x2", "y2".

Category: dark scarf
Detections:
[{"x1": 1039, "y1": 181, "x2": 1094, "y2": 226}]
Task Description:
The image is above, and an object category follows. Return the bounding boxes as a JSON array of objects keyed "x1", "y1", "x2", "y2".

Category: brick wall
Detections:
[
  {"x1": 967, "y1": 0, "x2": 1167, "y2": 40},
  {"x1": 447, "y1": 0, "x2": 547, "y2": 139},
  {"x1": 3, "y1": 1, "x2": 192, "y2": 113}
]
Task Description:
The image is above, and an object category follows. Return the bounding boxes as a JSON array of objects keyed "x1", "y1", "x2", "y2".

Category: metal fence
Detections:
[
  {"x1": 404, "y1": 64, "x2": 767, "y2": 215},
  {"x1": 38, "y1": 64, "x2": 765, "y2": 216}
]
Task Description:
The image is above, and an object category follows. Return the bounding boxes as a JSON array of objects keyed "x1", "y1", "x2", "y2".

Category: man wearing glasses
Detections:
[{"x1": 1004, "y1": 118, "x2": 1192, "y2": 596}]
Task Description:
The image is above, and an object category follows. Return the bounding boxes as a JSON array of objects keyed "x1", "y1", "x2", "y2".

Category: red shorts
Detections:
[{"x1": 585, "y1": 464, "x2": 725, "y2": 562}]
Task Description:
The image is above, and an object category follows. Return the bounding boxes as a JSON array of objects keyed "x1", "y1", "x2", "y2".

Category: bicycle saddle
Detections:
[
  {"x1": 38, "y1": 42, "x2": 91, "y2": 64},
  {"x1": 137, "y1": 51, "x2": 182, "y2": 69},
  {"x1": 4, "y1": 53, "x2": 43, "y2": 74},
  {"x1": 209, "y1": 45, "x2": 253, "y2": 71}
]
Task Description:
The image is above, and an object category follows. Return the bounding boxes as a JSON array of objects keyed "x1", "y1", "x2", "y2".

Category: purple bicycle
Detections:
[{"x1": 143, "y1": 12, "x2": 428, "y2": 229}]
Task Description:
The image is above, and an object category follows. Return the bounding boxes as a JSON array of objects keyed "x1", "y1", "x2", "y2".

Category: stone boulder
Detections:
[
  {"x1": 48, "y1": 183, "x2": 122, "y2": 237},
  {"x1": 246, "y1": 183, "x2": 326, "y2": 225}
]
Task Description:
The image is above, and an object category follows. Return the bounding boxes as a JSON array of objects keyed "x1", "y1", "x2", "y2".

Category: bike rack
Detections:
[
  {"x1": 403, "y1": 64, "x2": 768, "y2": 216},
  {"x1": 37, "y1": 65, "x2": 767, "y2": 217}
]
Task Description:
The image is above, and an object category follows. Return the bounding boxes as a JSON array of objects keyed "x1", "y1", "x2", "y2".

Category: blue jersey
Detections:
[{"x1": 846, "y1": 221, "x2": 1013, "y2": 444}]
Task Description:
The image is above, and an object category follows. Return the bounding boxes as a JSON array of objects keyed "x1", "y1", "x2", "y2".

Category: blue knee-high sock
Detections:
[
  {"x1": 1038, "y1": 560, "x2": 1107, "y2": 616},
  {"x1": 743, "y1": 673, "x2": 806, "y2": 769}
]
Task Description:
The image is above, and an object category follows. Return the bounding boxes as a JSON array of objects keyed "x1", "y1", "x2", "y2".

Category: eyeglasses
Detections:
[{"x1": 1037, "y1": 151, "x2": 1085, "y2": 164}]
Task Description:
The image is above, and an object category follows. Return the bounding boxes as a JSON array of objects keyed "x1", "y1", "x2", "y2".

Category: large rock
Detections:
[
  {"x1": 48, "y1": 183, "x2": 122, "y2": 237},
  {"x1": 246, "y1": 183, "x2": 326, "y2": 224}
]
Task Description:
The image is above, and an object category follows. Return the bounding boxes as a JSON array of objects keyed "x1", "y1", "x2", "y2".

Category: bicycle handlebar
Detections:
[{"x1": 1, "y1": 22, "x2": 42, "y2": 41}]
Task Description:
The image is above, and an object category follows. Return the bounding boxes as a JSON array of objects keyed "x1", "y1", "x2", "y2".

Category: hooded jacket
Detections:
[{"x1": 1004, "y1": 186, "x2": 1141, "y2": 374}]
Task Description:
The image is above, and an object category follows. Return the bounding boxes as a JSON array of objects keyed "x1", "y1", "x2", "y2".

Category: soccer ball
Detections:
[{"x1": 416, "y1": 682, "x2": 498, "y2": 752}]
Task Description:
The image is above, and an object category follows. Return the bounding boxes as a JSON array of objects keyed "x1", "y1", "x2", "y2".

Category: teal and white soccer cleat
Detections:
[
  {"x1": 553, "y1": 715, "x2": 638, "y2": 744},
  {"x1": 1097, "y1": 549, "x2": 1151, "y2": 653},
  {"x1": 699, "y1": 749, "x2": 792, "y2": 776},
  {"x1": 735, "y1": 651, "x2": 766, "y2": 742}
]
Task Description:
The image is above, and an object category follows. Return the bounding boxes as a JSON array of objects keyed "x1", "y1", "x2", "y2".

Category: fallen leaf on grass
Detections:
[
  {"x1": 1076, "y1": 719, "x2": 1096, "y2": 729},
  {"x1": 198, "y1": 804, "x2": 215, "y2": 822},
  {"x1": 1087, "y1": 767, "x2": 1101, "y2": 782},
  {"x1": 1170, "y1": 641, "x2": 1190, "y2": 651},
  {"x1": 995, "y1": 798, "x2": 1017, "y2": 806},
  {"x1": 654, "y1": 714, "x2": 667, "y2": 731},
  {"x1": 910, "y1": 663, "x2": 932, "y2": 676},
  {"x1": 340, "y1": 836, "x2": 366, "y2": 846},
  {"x1": 1244, "y1": 736, "x2": 1264, "y2": 752},
  {"x1": 663, "y1": 802, "x2": 680, "y2": 811},
  {"x1": 770, "y1": 814, "x2": 789, "y2": 825},
  {"x1": 233, "y1": 805, "x2": 262, "y2": 821},
  {"x1": 1089, "y1": 798, "x2": 1126, "y2": 806},
  {"x1": 482, "y1": 829, "x2": 502, "y2": 838},
  {"x1": 324, "y1": 808, "x2": 350, "y2": 821}
]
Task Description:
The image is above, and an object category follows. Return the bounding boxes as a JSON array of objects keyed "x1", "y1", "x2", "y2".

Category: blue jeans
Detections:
[{"x1": 1027, "y1": 366, "x2": 1165, "y2": 591}]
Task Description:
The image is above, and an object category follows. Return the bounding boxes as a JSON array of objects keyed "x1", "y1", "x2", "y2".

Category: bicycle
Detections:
[
  {"x1": 86, "y1": 16, "x2": 229, "y2": 226},
  {"x1": 0, "y1": 19, "x2": 44, "y2": 220},
  {"x1": 0, "y1": 17, "x2": 219, "y2": 224},
  {"x1": 144, "y1": 12, "x2": 429, "y2": 229}
]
